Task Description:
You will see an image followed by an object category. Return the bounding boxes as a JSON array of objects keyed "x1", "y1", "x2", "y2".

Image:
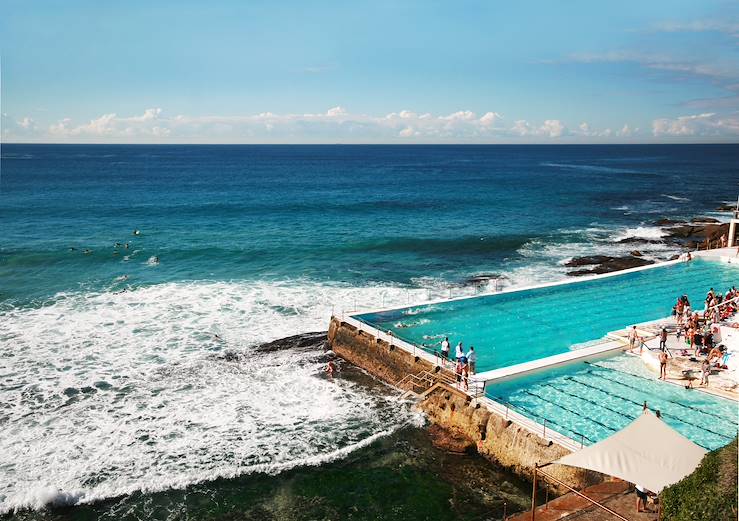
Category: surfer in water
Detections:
[
  {"x1": 325, "y1": 360, "x2": 337, "y2": 377},
  {"x1": 133, "y1": 229, "x2": 141, "y2": 236}
]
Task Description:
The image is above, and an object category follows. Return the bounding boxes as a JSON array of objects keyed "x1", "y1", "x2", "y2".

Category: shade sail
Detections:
[{"x1": 555, "y1": 412, "x2": 707, "y2": 493}]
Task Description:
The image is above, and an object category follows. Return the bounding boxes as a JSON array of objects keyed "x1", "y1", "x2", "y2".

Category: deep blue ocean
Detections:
[
  {"x1": 1, "y1": 144, "x2": 737, "y2": 519},
  {"x1": 3, "y1": 144, "x2": 738, "y2": 304}
]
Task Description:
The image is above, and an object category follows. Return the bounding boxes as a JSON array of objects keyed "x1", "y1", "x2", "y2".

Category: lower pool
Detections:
[
  {"x1": 356, "y1": 259, "x2": 739, "y2": 373},
  {"x1": 485, "y1": 355, "x2": 738, "y2": 450}
]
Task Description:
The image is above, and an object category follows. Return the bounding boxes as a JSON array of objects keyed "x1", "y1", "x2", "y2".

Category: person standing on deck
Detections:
[
  {"x1": 659, "y1": 328, "x2": 668, "y2": 350},
  {"x1": 628, "y1": 326, "x2": 638, "y2": 350},
  {"x1": 466, "y1": 346, "x2": 477, "y2": 374},
  {"x1": 455, "y1": 341, "x2": 464, "y2": 361},
  {"x1": 659, "y1": 350, "x2": 668, "y2": 380},
  {"x1": 700, "y1": 358, "x2": 710, "y2": 386},
  {"x1": 440, "y1": 337, "x2": 450, "y2": 361}
]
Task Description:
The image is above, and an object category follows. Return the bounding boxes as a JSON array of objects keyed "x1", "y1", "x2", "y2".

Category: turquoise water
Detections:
[
  {"x1": 486, "y1": 355, "x2": 738, "y2": 450},
  {"x1": 357, "y1": 259, "x2": 739, "y2": 372}
]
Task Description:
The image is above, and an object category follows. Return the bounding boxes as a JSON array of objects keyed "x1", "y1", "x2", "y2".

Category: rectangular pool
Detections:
[
  {"x1": 485, "y1": 354, "x2": 738, "y2": 450},
  {"x1": 356, "y1": 259, "x2": 739, "y2": 373}
]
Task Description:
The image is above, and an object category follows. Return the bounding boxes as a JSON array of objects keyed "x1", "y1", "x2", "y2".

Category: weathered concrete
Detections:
[
  {"x1": 328, "y1": 317, "x2": 601, "y2": 491},
  {"x1": 328, "y1": 317, "x2": 440, "y2": 391},
  {"x1": 418, "y1": 384, "x2": 599, "y2": 490}
]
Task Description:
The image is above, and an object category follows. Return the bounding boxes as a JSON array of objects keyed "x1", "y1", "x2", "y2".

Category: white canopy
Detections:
[{"x1": 555, "y1": 412, "x2": 707, "y2": 493}]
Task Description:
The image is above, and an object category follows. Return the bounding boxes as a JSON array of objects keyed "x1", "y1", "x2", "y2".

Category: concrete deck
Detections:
[
  {"x1": 471, "y1": 339, "x2": 625, "y2": 385},
  {"x1": 509, "y1": 481, "x2": 659, "y2": 521}
]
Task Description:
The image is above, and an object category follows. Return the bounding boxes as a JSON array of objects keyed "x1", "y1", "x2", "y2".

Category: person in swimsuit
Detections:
[
  {"x1": 700, "y1": 359, "x2": 710, "y2": 386},
  {"x1": 628, "y1": 326, "x2": 637, "y2": 350},
  {"x1": 455, "y1": 360, "x2": 463, "y2": 388},
  {"x1": 659, "y1": 328, "x2": 668, "y2": 351},
  {"x1": 659, "y1": 350, "x2": 668, "y2": 380}
]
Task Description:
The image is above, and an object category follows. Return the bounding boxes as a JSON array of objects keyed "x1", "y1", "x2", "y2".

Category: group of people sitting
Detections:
[
  {"x1": 437, "y1": 337, "x2": 477, "y2": 391},
  {"x1": 670, "y1": 286, "x2": 737, "y2": 386}
]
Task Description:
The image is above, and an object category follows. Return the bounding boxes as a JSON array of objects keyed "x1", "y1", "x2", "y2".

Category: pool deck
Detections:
[
  {"x1": 509, "y1": 481, "x2": 659, "y2": 521},
  {"x1": 330, "y1": 248, "x2": 738, "y2": 490},
  {"x1": 471, "y1": 338, "x2": 625, "y2": 385}
]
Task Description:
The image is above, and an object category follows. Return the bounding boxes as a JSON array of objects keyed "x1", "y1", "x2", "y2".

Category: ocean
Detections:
[{"x1": 1, "y1": 144, "x2": 738, "y2": 520}]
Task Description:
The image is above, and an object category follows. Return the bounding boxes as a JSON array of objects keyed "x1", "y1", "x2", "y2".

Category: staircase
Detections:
[{"x1": 395, "y1": 369, "x2": 463, "y2": 400}]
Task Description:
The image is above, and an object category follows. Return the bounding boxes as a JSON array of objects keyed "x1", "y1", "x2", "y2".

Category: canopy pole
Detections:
[{"x1": 530, "y1": 463, "x2": 538, "y2": 521}]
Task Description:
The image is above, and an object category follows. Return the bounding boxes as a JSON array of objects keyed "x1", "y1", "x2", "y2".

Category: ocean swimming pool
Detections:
[
  {"x1": 485, "y1": 355, "x2": 738, "y2": 450},
  {"x1": 356, "y1": 259, "x2": 739, "y2": 373}
]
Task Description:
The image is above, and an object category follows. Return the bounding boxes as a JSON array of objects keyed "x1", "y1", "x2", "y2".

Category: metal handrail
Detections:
[{"x1": 531, "y1": 464, "x2": 630, "y2": 521}]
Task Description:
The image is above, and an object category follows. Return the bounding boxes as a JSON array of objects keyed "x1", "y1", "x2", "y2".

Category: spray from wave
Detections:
[{"x1": 0, "y1": 281, "x2": 430, "y2": 514}]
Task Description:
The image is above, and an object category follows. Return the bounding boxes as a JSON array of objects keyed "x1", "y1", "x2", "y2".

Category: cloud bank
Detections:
[{"x1": 3, "y1": 106, "x2": 737, "y2": 143}]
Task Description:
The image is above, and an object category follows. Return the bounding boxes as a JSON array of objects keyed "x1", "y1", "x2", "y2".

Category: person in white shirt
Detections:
[
  {"x1": 455, "y1": 342, "x2": 464, "y2": 361},
  {"x1": 466, "y1": 346, "x2": 477, "y2": 374},
  {"x1": 440, "y1": 337, "x2": 450, "y2": 360}
]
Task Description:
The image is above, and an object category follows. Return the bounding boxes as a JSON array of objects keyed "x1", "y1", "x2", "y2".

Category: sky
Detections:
[{"x1": 1, "y1": 0, "x2": 738, "y2": 144}]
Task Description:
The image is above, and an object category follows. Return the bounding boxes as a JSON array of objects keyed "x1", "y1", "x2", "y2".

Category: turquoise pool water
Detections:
[
  {"x1": 485, "y1": 355, "x2": 738, "y2": 450},
  {"x1": 357, "y1": 259, "x2": 739, "y2": 372}
]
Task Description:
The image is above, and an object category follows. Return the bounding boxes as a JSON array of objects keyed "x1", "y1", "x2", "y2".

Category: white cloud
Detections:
[
  {"x1": 17, "y1": 117, "x2": 35, "y2": 129},
  {"x1": 540, "y1": 119, "x2": 566, "y2": 138},
  {"x1": 325, "y1": 106, "x2": 347, "y2": 117},
  {"x1": 10, "y1": 106, "x2": 720, "y2": 143},
  {"x1": 652, "y1": 112, "x2": 739, "y2": 136},
  {"x1": 479, "y1": 111, "x2": 503, "y2": 127},
  {"x1": 650, "y1": 20, "x2": 739, "y2": 38}
]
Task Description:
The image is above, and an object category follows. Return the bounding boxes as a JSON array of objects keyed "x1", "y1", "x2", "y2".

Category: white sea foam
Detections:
[
  {"x1": 0, "y1": 281, "x2": 427, "y2": 514},
  {"x1": 661, "y1": 194, "x2": 690, "y2": 202},
  {"x1": 612, "y1": 226, "x2": 667, "y2": 241}
]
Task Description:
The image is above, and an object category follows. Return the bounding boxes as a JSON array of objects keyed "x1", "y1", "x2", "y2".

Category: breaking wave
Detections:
[{"x1": 0, "y1": 281, "x2": 426, "y2": 514}]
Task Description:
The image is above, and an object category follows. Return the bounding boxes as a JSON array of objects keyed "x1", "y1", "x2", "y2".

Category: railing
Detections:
[
  {"x1": 530, "y1": 464, "x2": 631, "y2": 521},
  {"x1": 480, "y1": 396, "x2": 587, "y2": 452}
]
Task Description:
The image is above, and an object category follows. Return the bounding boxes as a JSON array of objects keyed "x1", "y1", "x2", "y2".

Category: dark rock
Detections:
[
  {"x1": 464, "y1": 273, "x2": 507, "y2": 286},
  {"x1": 669, "y1": 254, "x2": 680, "y2": 261},
  {"x1": 257, "y1": 332, "x2": 328, "y2": 352},
  {"x1": 427, "y1": 424, "x2": 475, "y2": 454},
  {"x1": 630, "y1": 250, "x2": 642, "y2": 257},
  {"x1": 691, "y1": 216, "x2": 720, "y2": 224},
  {"x1": 564, "y1": 255, "x2": 613, "y2": 267},
  {"x1": 667, "y1": 225, "x2": 703, "y2": 239},
  {"x1": 716, "y1": 203, "x2": 737, "y2": 212},
  {"x1": 566, "y1": 255, "x2": 654, "y2": 277},
  {"x1": 654, "y1": 218, "x2": 686, "y2": 226},
  {"x1": 618, "y1": 237, "x2": 665, "y2": 244}
]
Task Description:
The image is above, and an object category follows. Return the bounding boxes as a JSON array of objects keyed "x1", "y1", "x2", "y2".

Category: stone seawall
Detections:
[
  {"x1": 328, "y1": 316, "x2": 440, "y2": 390},
  {"x1": 328, "y1": 317, "x2": 601, "y2": 490}
]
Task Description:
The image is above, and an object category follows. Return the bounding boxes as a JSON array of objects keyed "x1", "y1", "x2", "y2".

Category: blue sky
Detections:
[{"x1": 2, "y1": 0, "x2": 738, "y2": 143}]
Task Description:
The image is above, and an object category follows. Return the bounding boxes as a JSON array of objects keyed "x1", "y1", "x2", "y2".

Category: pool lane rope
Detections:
[
  {"x1": 584, "y1": 362, "x2": 739, "y2": 428},
  {"x1": 568, "y1": 374, "x2": 733, "y2": 442}
]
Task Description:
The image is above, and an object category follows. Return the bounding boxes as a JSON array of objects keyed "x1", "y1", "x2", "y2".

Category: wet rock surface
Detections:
[
  {"x1": 427, "y1": 424, "x2": 476, "y2": 454},
  {"x1": 565, "y1": 255, "x2": 654, "y2": 276}
]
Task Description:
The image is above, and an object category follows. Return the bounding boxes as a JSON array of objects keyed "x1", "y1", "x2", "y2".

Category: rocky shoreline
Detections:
[{"x1": 565, "y1": 206, "x2": 731, "y2": 277}]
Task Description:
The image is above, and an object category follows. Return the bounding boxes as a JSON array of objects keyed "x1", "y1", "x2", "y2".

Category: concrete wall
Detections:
[
  {"x1": 328, "y1": 317, "x2": 601, "y2": 490},
  {"x1": 328, "y1": 317, "x2": 440, "y2": 390},
  {"x1": 419, "y1": 385, "x2": 599, "y2": 489}
]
